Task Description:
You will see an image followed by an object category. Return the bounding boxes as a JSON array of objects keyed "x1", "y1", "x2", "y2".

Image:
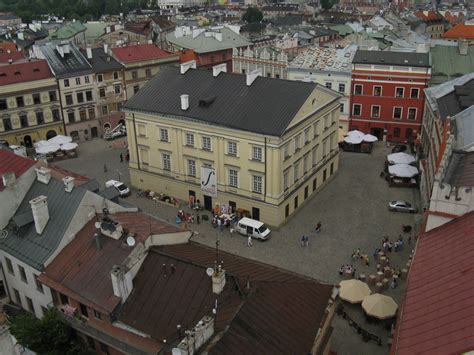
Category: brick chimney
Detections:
[{"x1": 30, "y1": 195, "x2": 49, "y2": 235}]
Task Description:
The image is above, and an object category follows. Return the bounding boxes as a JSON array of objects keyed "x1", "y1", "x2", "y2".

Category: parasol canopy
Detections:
[
  {"x1": 388, "y1": 164, "x2": 419, "y2": 178},
  {"x1": 48, "y1": 135, "x2": 72, "y2": 145},
  {"x1": 387, "y1": 152, "x2": 416, "y2": 165},
  {"x1": 339, "y1": 279, "x2": 371, "y2": 304},
  {"x1": 362, "y1": 134, "x2": 378, "y2": 143},
  {"x1": 60, "y1": 142, "x2": 78, "y2": 151},
  {"x1": 344, "y1": 135, "x2": 364, "y2": 144},
  {"x1": 35, "y1": 143, "x2": 60, "y2": 154},
  {"x1": 346, "y1": 130, "x2": 365, "y2": 138},
  {"x1": 362, "y1": 293, "x2": 398, "y2": 319}
]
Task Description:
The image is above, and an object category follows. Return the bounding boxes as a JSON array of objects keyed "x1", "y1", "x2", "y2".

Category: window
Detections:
[
  {"x1": 283, "y1": 170, "x2": 289, "y2": 190},
  {"x1": 312, "y1": 146, "x2": 318, "y2": 166},
  {"x1": 84, "y1": 75, "x2": 90, "y2": 84},
  {"x1": 252, "y1": 175, "x2": 263, "y2": 194},
  {"x1": 86, "y1": 91, "x2": 93, "y2": 101},
  {"x1": 352, "y1": 104, "x2": 361, "y2": 116},
  {"x1": 60, "y1": 293, "x2": 68, "y2": 305},
  {"x1": 49, "y1": 91, "x2": 57, "y2": 102},
  {"x1": 408, "y1": 108, "x2": 417, "y2": 120},
  {"x1": 242, "y1": 69, "x2": 246, "y2": 74},
  {"x1": 325, "y1": 82, "x2": 332, "y2": 89},
  {"x1": 68, "y1": 111, "x2": 75, "y2": 123},
  {"x1": 65, "y1": 94, "x2": 73, "y2": 105},
  {"x1": 75, "y1": 77, "x2": 81, "y2": 85},
  {"x1": 294, "y1": 163, "x2": 300, "y2": 182},
  {"x1": 354, "y1": 84, "x2": 363, "y2": 95},
  {"x1": 294, "y1": 196, "x2": 298, "y2": 209},
  {"x1": 5, "y1": 258, "x2": 13, "y2": 274},
  {"x1": 303, "y1": 154, "x2": 309, "y2": 173},
  {"x1": 294, "y1": 134, "x2": 301, "y2": 151},
  {"x1": 114, "y1": 84, "x2": 121, "y2": 94},
  {"x1": 117, "y1": 102, "x2": 123, "y2": 111},
  {"x1": 79, "y1": 110, "x2": 87, "y2": 121},
  {"x1": 99, "y1": 88, "x2": 106, "y2": 98},
  {"x1": 145, "y1": 68, "x2": 152, "y2": 77},
  {"x1": 162, "y1": 153, "x2": 171, "y2": 171},
  {"x1": 185, "y1": 133, "x2": 194, "y2": 147},
  {"x1": 160, "y1": 128, "x2": 169, "y2": 142},
  {"x1": 100, "y1": 342, "x2": 109, "y2": 355},
  {"x1": 252, "y1": 146, "x2": 263, "y2": 161},
  {"x1": 36, "y1": 111, "x2": 44, "y2": 124},
  {"x1": 338, "y1": 83, "x2": 345, "y2": 93},
  {"x1": 187, "y1": 160, "x2": 196, "y2": 177},
  {"x1": 304, "y1": 128, "x2": 310, "y2": 144},
  {"x1": 340, "y1": 103, "x2": 344, "y2": 112},
  {"x1": 393, "y1": 107, "x2": 402, "y2": 120},
  {"x1": 324, "y1": 114, "x2": 330, "y2": 129},
  {"x1": 13, "y1": 288, "x2": 21, "y2": 305},
  {"x1": 88, "y1": 108, "x2": 95, "y2": 119},
  {"x1": 229, "y1": 169, "x2": 238, "y2": 187},
  {"x1": 77, "y1": 92, "x2": 84, "y2": 103},
  {"x1": 133, "y1": 85, "x2": 140, "y2": 94},
  {"x1": 93, "y1": 309, "x2": 101, "y2": 319},
  {"x1": 373, "y1": 86, "x2": 382, "y2": 96},
  {"x1": 227, "y1": 141, "x2": 237, "y2": 155},
  {"x1": 87, "y1": 336, "x2": 96, "y2": 350},
  {"x1": 0, "y1": 99, "x2": 7, "y2": 110},
  {"x1": 395, "y1": 87, "x2": 404, "y2": 98},
  {"x1": 276, "y1": 74, "x2": 280, "y2": 79},
  {"x1": 410, "y1": 88, "x2": 419, "y2": 99},
  {"x1": 113, "y1": 72, "x2": 119, "y2": 80},
  {"x1": 132, "y1": 71, "x2": 138, "y2": 79},
  {"x1": 323, "y1": 139, "x2": 329, "y2": 157},
  {"x1": 101, "y1": 106, "x2": 108, "y2": 115},
  {"x1": 16, "y1": 96, "x2": 24, "y2": 107},
  {"x1": 33, "y1": 93, "x2": 41, "y2": 104},
  {"x1": 20, "y1": 115, "x2": 28, "y2": 128},
  {"x1": 371, "y1": 105, "x2": 380, "y2": 118},
  {"x1": 3, "y1": 118, "x2": 12, "y2": 131},
  {"x1": 52, "y1": 109, "x2": 61, "y2": 121},
  {"x1": 313, "y1": 178, "x2": 317, "y2": 191},
  {"x1": 34, "y1": 274, "x2": 43, "y2": 293},
  {"x1": 80, "y1": 303, "x2": 88, "y2": 318},
  {"x1": 202, "y1": 136, "x2": 211, "y2": 151},
  {"x1": 394, "y1": 127, "x2": 401, "y2": 138},
  {"x1": 313, "y1": 121, "x2": 319, "y2": 137},
  {"x1": 64, "y1": 79, "x2": 70, "y2": 87},
  {"x1": 25, "y1": 297, "x2": 34, "y2": 313}
]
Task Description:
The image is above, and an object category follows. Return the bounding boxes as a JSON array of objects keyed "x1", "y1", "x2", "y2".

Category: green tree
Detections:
[
  {"x1": 242, "y1": 6, "x2": 263, "y2": 23},
  {"x1": 321, "y1": 0, "x2": 337, "y2": 10}
]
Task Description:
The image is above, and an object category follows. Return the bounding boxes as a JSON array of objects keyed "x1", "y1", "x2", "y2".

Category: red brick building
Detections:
[{"x1": 349, "y1": 50, "x2": 431, "y2": 143}]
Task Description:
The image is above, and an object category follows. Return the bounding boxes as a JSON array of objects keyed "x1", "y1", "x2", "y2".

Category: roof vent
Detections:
[
  {"x1": 212, "y1": 63, "x2": 227, "y2": 77},
  {"x1": 199, "y1": 96, "x2": 216, "y2": 108},
  {"x1": 14, "y1": 71, "x2": 20, "y2": 75},
  {"x1": 362, "y1": 57, "x2": 367, "y2": 62},
  {"x1": 180, "y1": 60, "x2": 196, "y2": 74},
  {"x1": 380, "y1": 58, "x2": 385, "y2": 62},
  {"x1": 246, "y1": 69, "x2": 262, "y2": 86},
  {"x1": 2, "y1": 172, "x2": 16, "y2": 187},
  {"x1": 8, "y1": 58, "x2": 12, "y2": 64},
  {"x1": 180, "y1": 94, "x2": 189, "y2": 111},
  {"x1": 33, "y1": 67, "x2": 40, "y2": 72},
  {"x1": 404, "y1": 59, "x2": 408, "y2": 63}
]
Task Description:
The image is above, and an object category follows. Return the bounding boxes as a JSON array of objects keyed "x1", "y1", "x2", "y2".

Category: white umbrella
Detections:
[
  {"x1": 388, "y1": 164, "x2": 419, "y2": 178},
  {"x1": 34, "y1": 140, "x2": 49, "y2": 148},
  {"x1": 35, "y1": 143, "x2": 61, "y2": 154},
  {"x1": 363, "y1": 134, "x2": 378, "y2": 143},
  {"x1": 60, "y1": 142, "x2": 78, "y2": 151},
  {"x1": 387, "y1": 152, "x2": 416, "y2": 165},
  {"x1": 362, "y1": 293, "x2": 398, "y2": 319},
  {"x1": 346, "y1": 130, "x2": 365, "y2": 138},
  {"x1": 339, "y1": 279, "x2": 371, "y2": 304},
  {"x1": 344, "y1": 135, "x2": 363, "y2": 144},
  {"x1": 48, "y1": 135, "x2": 72, "y2": 145}
]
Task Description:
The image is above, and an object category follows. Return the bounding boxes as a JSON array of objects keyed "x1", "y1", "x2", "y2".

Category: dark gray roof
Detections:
[
  {"x1": 353, "y1": 50, "x2": 430, "y2": 68},
  {"x1": 437, "y1": 79, "x2": 474, "y2": 120},
  {"x1": 83, "y1": 48, "x2": 123, "y2": 73},
  {"x1": 125, "y1": 66, "x2": 325, "y2": 136},
  {"x1": 40, "y1": 43, "x2": 92, "y2": 79},
  {"x1": 0, "y1": 178, "x2": 91, "y2": 270},
  {"x1": 98, "y1": 186, "x2": 121, "y2": 200}
]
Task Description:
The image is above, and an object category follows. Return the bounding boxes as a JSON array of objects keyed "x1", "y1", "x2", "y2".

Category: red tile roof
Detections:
[
  {"x1": 414, "y1": 11, "x2": 443, "y2": 22},
  {"x1": 0, "y1": 59, "x2": 53, "y2": 86},
  {"x1": 111, "y1": 44, "x2": 175, "y2": 64},
  {"x1": 391, "y1": 212, "x2": 474, "y2": 355},
  {"x1": 443, "y1": 22, "x2": 474, "y2": 40},
  {"x1": 0, "y1": 50, "x2": 26, "y2": 64},
  {"x1": 0, "y1": 149, "x2": 36, "y2": 191}
]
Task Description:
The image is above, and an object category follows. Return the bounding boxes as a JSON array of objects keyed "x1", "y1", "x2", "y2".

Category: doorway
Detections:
[
  {"x1": 370, "y1": 128, "x2": 384, "y2": 140},
  {"x1": 46, "y1": 130, "x2": 57, "y2": 140},
  {"x1": 91, "y1": 127, "x2": 98, "y2": 138},
  {"x1": 252, "y1": 207, "x2": 260, "y2": 221},
  {"x1": 304, "y1": 186, "x2": 309, "y2": 199},
  {"x1": 204, "y1": 195, "x2": 212, "y2": 211},
  {"x1": 229, "y1": 201, "x2": 236, "y2": 213},
  {"x1": 23, "y1": 135, "x2": 32, "y2": 148}
]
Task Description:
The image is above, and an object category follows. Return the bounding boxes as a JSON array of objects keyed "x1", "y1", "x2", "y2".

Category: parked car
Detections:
[
  {"x1": 391, "y1": 145, "x2": 407, "y2": 153},
  {"x1": 105, "y1": 180, "x2": 130, "y2": 197},
  {"x1": 236, "y1": 217, "x2": 271, "y2": 241},
  {"x1": 388, "y1": 201, "x2": 417, "y2": 213}
]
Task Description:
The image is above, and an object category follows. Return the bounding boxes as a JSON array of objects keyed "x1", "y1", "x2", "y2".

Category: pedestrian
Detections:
[
  {"x1": 196, "y1": 214, "x2": 200, "y2": 225},
  {"x1": 305, "y1": 235, "x2": 309, "y2": 246},
  {"x1": 301, "y1": 235, "x2": 305, "y2": 246},
  {"x1": 394, "y1": 241, "x2": 399, "y2": 253},
  {"x1": 247, "y1": 235, "x2": 253, "y2": 247},
  {"x1": 387, "y1": 241, "x2": 392, "y2": 253},
  {"x1": 315, "y1": 222, "x2": 322, "y2": 233},
  {"x1": 126, "y1": 153, "x2": 130, "y2": 162},
  {"x1": 120, "y1": 153, "x2": 123, "y2": 162},
  {"x1": 408, "y1": 236, "x2": 411, "y2": 244},
  {"x1": 229, "y1": 227, "x2": 234, "y2": 237},
  {"x1": 399, "y1": 238, "x2": 404, "y2": 251}
]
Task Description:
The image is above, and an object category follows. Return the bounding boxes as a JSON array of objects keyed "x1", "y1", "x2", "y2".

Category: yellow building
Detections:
[
  {"x1": 0, "y1": 59, "x2": 64, "y2": 147},
  {"x1": 124, "y1": 64, "x2": 341, "y2": 226}
]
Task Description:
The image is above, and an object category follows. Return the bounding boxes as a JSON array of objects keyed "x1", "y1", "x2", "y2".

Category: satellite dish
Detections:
[
  {"x1": 206, "y1": 267, "x2": 214, "y2": 277},
  {"x1": 126, "y1": 236, "x2": 136, "y2": 246}
]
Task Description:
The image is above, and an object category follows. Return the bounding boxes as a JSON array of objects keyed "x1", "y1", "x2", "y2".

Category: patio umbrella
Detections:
[
  {"x1": 387, "y1": 152, "x2": 416, "y2": 165},
  {"x1": 48, "y1": 134, "x2": 72, "y2": 145},
  {"x1": 344, "y1": 135, "x2": 363, "y2": 144},
  {"x1": 362, "y1": 293, "x2": 398, "y2": 319},
  {"x1": 60, "y1": 142, "x2": 78, "y2": 151},
  {"x1": 339, "y1": 279, "x2": 371, "y2": 304},
  {"x1": 346, "y1": 130, "x2": 365, "y2": 138},
  {"x1": 34, "y1": 140, "x2": 49, "y2": 148},
  {"x1": 362, "y1": 134, "x2": 378, "y2": 143},
  {"x1": 388, "y1": 164, "x2": 419, "y2": 178},
  {"x1": 35, "y1": 143, "x2": 60, "y2": 154}
]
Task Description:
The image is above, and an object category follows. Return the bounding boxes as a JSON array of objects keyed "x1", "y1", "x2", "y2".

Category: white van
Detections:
[{"x1": 236, "y1": 217, "x2": 271, "y2": 241}]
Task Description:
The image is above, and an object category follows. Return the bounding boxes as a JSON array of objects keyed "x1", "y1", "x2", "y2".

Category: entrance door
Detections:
[
  {"x1": 204, "y1": 195, "x2": 212, "y2": 211},
  {"x1": 252, "y1": 207, "x2": 260, "y2": 221},
  {"x1": 370, "y1": 128, "x2": 384, "y2": 140},
  {"x1": 229, "y1": 201, "x2": 236, "y2": 213},
  {"x1": 91, "y1": 127, "x2": 98, "y2": 138},
  {"x1": 23, "y1": 135, "x2": 32, "y2": 148}
]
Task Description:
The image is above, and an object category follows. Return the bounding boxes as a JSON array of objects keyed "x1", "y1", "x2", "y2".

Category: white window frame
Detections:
[
  {"x1": 97, "y1": 74, "x2": 103, "y2": 82},
  {"x1": 393, "y1": 107, "x2": 403, "y2": 120},
  {"x1": 312, "y1": 146, "x2": 318, "y2": 166},
  {"x1": 114, "y1": 84, "x2": 121, "y2": 95},
  {"x1": 304, "y1": 128, "x2": 310, "y2": 144},
  {"x1": 294, "y1": 163, "x2": 300, "y2": 182},
  {"x1": 229, "y1": 169, "x2": 238, "y2": 187},
  {"x1": 252, "y1": 175, "x2": 263, "y2": 194},
  {"x1": 185, "y1": 133, "x2": 195, "y2": 147},
  {"x1": 84, "y1": 76, "x2": 90, "y2": 84},
  {"x1": 303, "y1": 154, "x2": 309, "y2": 173},
  {"x1": 354, "y1": 84, "x2": 363, "y2": 95},
  {"x1": 294, "y1": 134, "x2": 301, "y2": 151},
  {"x1": 352, "y1": 104, "x2": 362, "y2": 116},
  {"x1": 395, "y1": 87, "x2": 404, "y2": 98},
  {"x1": 227, "y1": 141, "x2": 237, "y2": 156},
  {"x1": 373, "y1": 86, "x2": 382, "y2": 97},
  {"x1": 160, "y1": 128, "x2": 169, "y2": 142},
  {"x1": 162, "y1": 153, "x2": 171, "y2": 171},
  {"x1": 407, "y1": 107, "x2": 417, "y2": 120},
  {"x1": 410, "y1": 88, "x2": 419, "y2": 99},
  {"x1": 252, "y1": 146, "x2": 263, "y2": 161},
  {"x1": 324, "y1": 114, "x2": 331, "y2": 129},
  {"x1": 325, "y1": 82, "x2": 332, "y2": 89},
  {"x1": 283, "y1": 170, "x2": 289, "y2": 190},
  {"x1": 338, "y1": 83, "x2": 345, "y2": 93},
  {"x1": 313, "y1": 121, "x2": 320, "y2": 137},
  {"x1": 283, "y1": 143, "x2": 290, "y2": 159},
  {"x1": 371, "y1": 105, "x2": 380, "y2": 118},
  {"x1": 187, "y1": 159, "x2": 196, "y2": 177},
  {"x1": 202, "y1": 136, "x2": 212, "y2": 151},
  {"x1": 75, "y1": 77, "x2": 81, "y2": 85}
]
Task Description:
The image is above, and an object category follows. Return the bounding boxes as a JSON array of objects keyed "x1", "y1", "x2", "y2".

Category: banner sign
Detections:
[{"x1": 201, "y1": 167, "x2": 217, "y2": 197}]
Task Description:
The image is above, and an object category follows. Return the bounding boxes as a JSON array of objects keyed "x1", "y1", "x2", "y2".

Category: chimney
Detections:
[
  {"x1": 35, "y1": 167, "x2": 51, "y2": 184},
  {"x1": 30, "y1": 195, "x2": 49, "y2": 235},
  {"x1": 212, "y1": 63, "x2": 227, "y2": 77},
  {"x1": 214, "y1": 32, "x2": 222, "y2": 41},
  {"x1": 246, "y1": 69, "x2": 262, "y2": 86},
  {"x1": 62, "y1": 44, "x2": 70, "y2": 54},
  {"x1": 180, "y1": 94, "x2": 189, "y2": 110},
  {"x1": 111, "y1": 265, "x2": 133, "y2": 303},
  {"x1": 86, "y1": 47, "x2": 92, "y2": 59},
  {"x1": 103, "y1": 43, "x2": 108, "y2": 54},
  {"x1": 2, "y1": 172, "x2": 16, "y2": 187},
  {"x1": 56, "y1": 44, "x2": 64, "y2": 58},
  {"x1": 94, "y1": 233, "x2": 101, "y2": 250},
  {"x1": 63, "y1": 176, "x2": 75, "y2": 193},
  {"x1": 180, "y1": 60, "x2": 196, "y2": 74},
  {"x1": 458, "y1": 39, "x2": 468, "y2": 55},
  {"x1": 8, "y1": 58, "x2": 12, "y2": 65},
  {"x1": 106, "y1": 26, "x2": 111, "y2": 34},
  {"x1": 212, "y1": 265, "x2": 226, "y2": 294}
]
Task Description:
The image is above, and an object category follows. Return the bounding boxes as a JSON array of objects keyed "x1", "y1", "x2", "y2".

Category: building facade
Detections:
[
  {"x1": 349, "y1": 50, "x2": 431, "y2": 143},
  {"x1": 232, "y1": 47, "x2": 288, "y2": 79},
  {"x1": 124, "y1": 64, "x2": 340, "y2": 226},
  {"x1": 0, "y1": 59, "x2": 64, "y2": 147}
]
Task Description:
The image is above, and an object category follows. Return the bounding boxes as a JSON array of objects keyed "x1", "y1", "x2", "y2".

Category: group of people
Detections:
[
  {"x1": 176, "y1": 210, "x2": 200, "y2": 225},
  {"x1": 381, "y1": 235, "x2": 408, "y2": 254},
  {"x1": 119, "y1": 150, "x2": 130, "y2": 162},
  {"x1": 351, "y1": 249, "x2": 371, "y2": 267},
  {"x1": 339, "y1": 264, "x2": 356, "y2": 277},
  {"x1": 300, "y1": 235, "x2": 310, "y2": 246},
  {"x1": 212, "y1": 215, "x2": 233, "y2": 231}
]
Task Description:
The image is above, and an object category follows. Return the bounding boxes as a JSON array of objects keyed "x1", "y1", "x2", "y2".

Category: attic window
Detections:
[
  {"x1": 404, "y1": 59, "x2": 408, "y2": 63},
  {"x1": 0, "y1": 73, "x2": 5, "y2": 77},
  {"x1": 14, "y1": 70, "x2": 21, "y2": 75},
  {"x1": 198, "y1": 96, "x2": 216, "y2": 108},
  {"x1": 33, "y1": 67, "x2": 40, "y2": 72}
]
